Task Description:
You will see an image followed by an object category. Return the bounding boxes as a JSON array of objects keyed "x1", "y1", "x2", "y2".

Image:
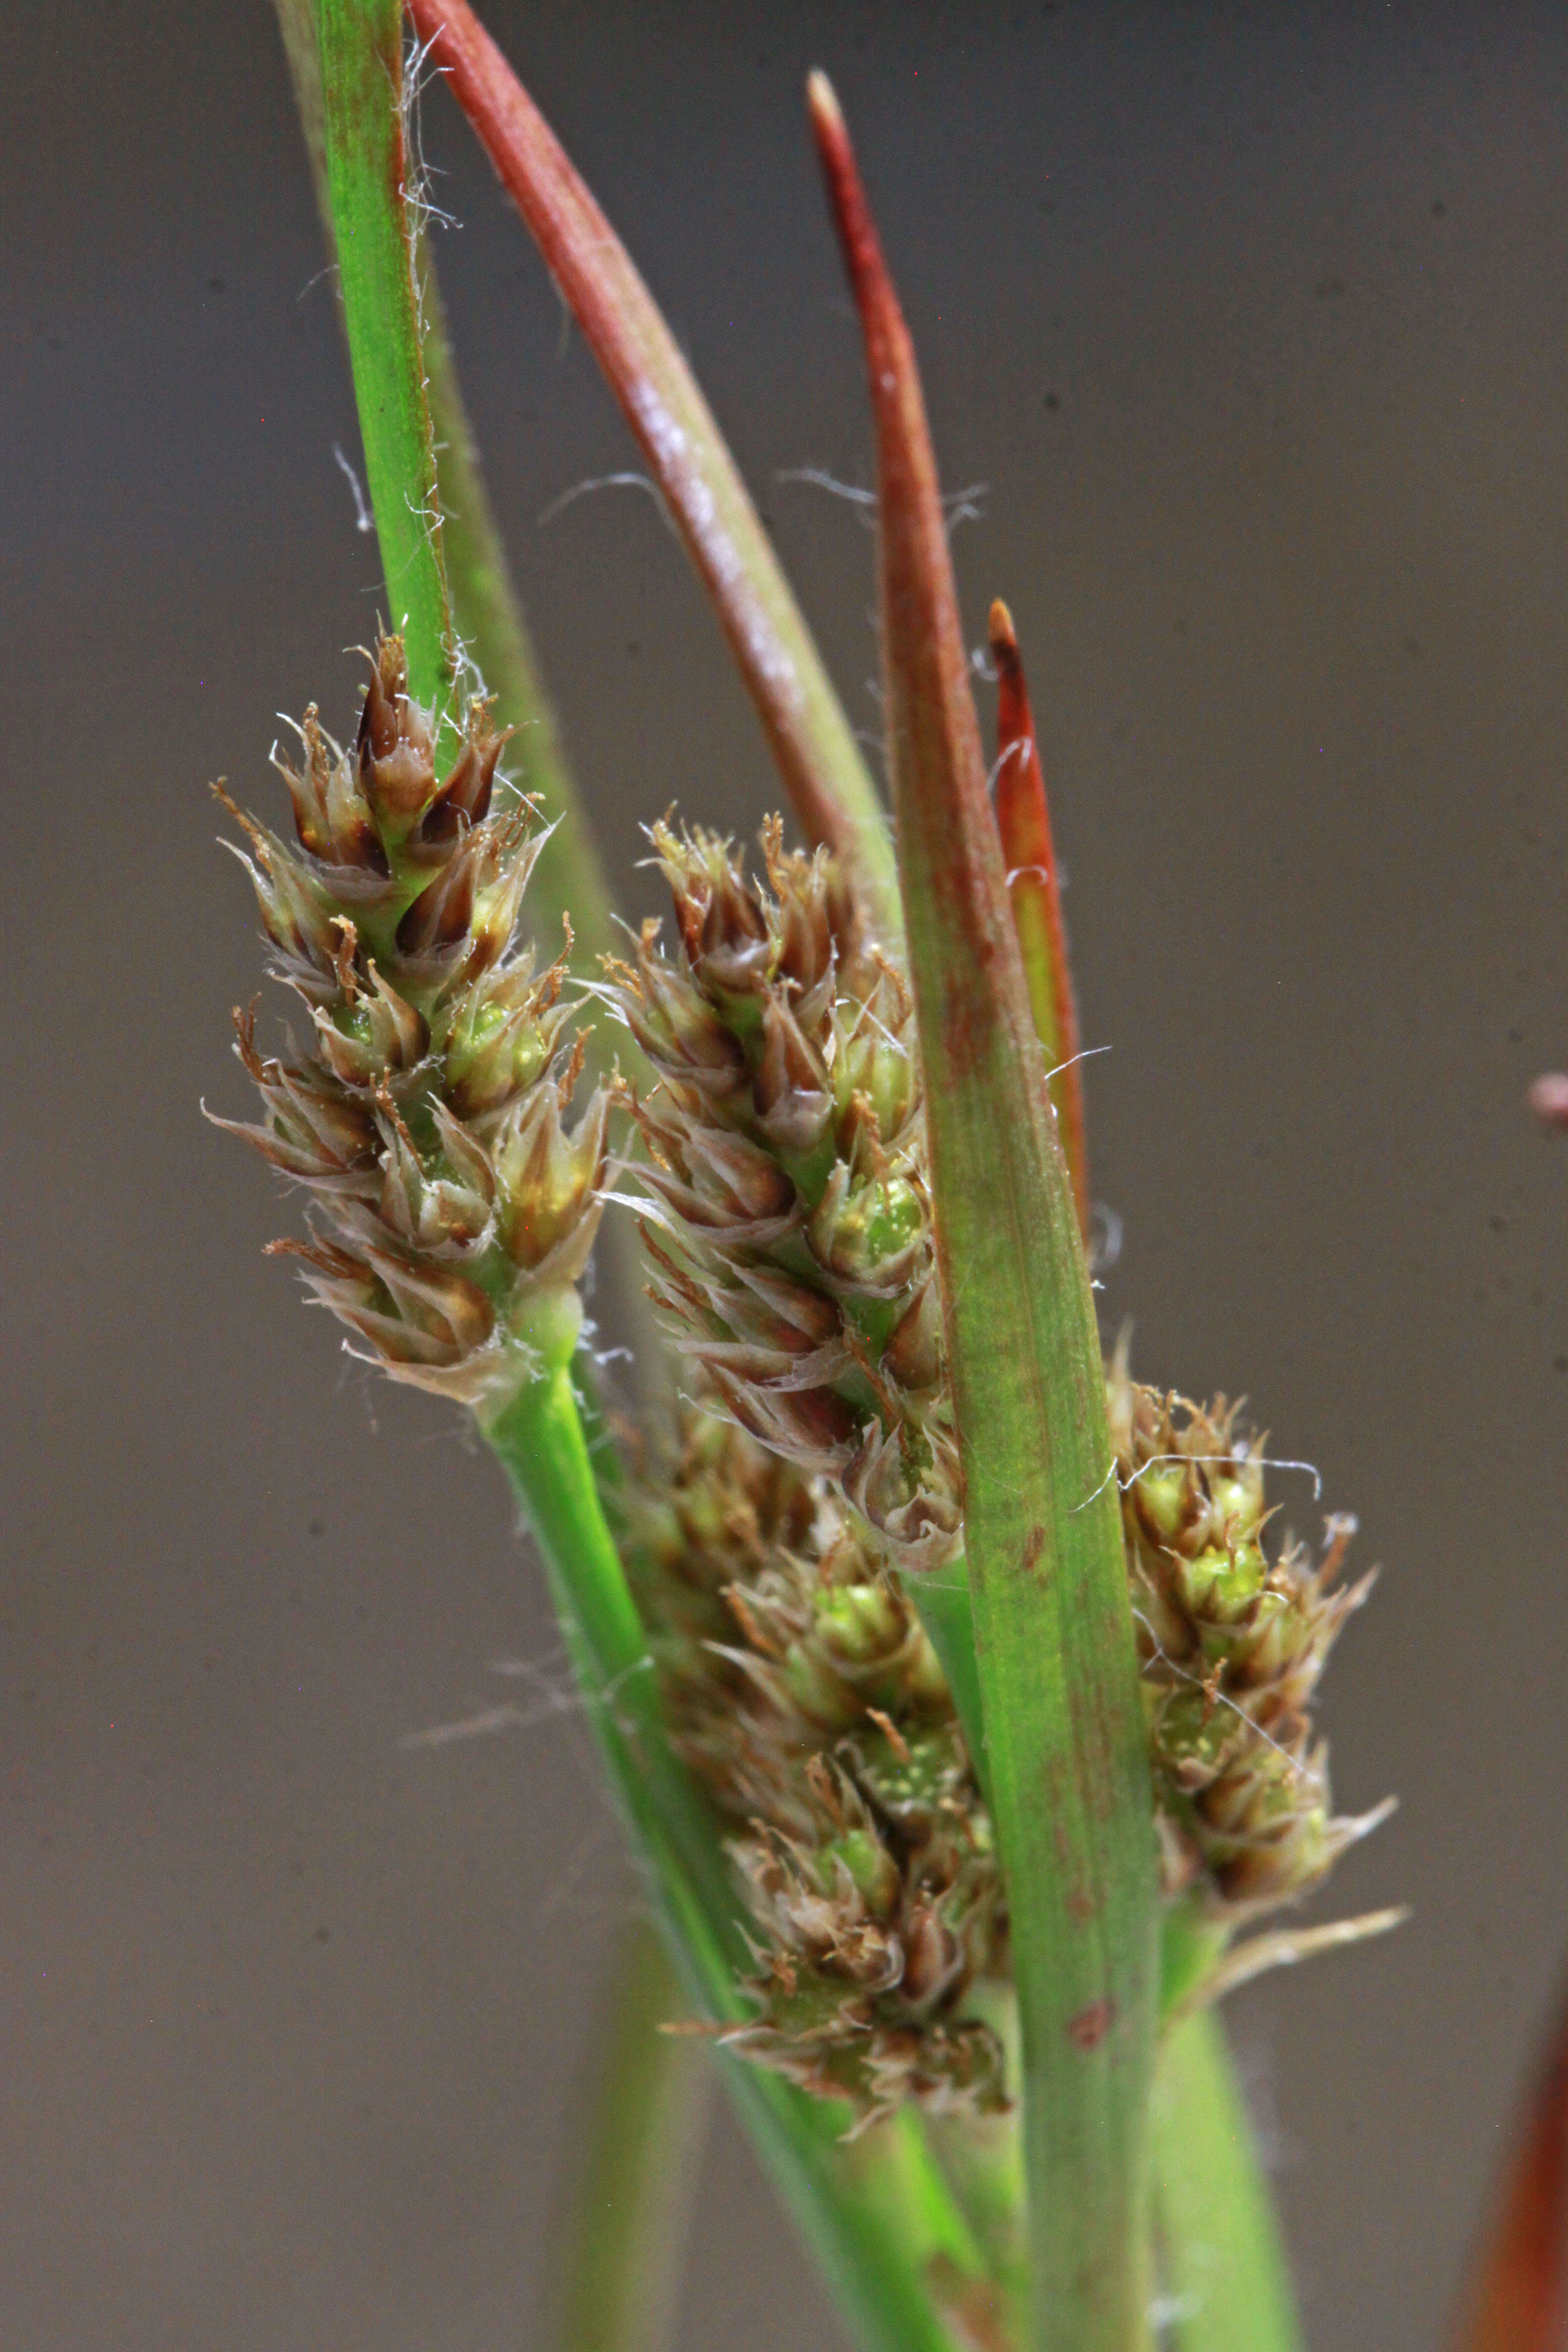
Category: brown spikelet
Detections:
[
  {"x1": 212, "y1": 635, "x2": 607, "y2": 1404},
  {"x1": 1107, "y1": 1339, "x2": 1388, "y2": 1918},
  {"x1": 610, "y1": 820, "x2": 960, "y2": 1574},
  {"x1": 627, "y1": 1399, "x2": 1008, "y2": 2134}
]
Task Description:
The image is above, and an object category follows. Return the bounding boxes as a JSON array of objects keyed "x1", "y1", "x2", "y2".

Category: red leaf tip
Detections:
[
  {"x1": 988, "y1": 598, "x2": 1022, "y2": 673},
  {"x1": 1528, "y1": 1072, "x2": 1568, "y2": 1130},
  {"x1": 806, "y1": 71, "x2": 891, "y2": 371}
]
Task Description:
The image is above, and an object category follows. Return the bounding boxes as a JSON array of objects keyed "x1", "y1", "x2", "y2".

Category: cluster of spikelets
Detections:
[
  {"x1": 1108, "y1": 1347, "x2": 1382, "y2": 1916},
  {"x1": 628, "y1": 1405, "x2": 1008, "y2": 2132},
  {"x1": 218, "y1": 666, "x2": 1378, "y2": 2129},
  {"x1": 211, "y1": 636, "x2": 607, "y2": 1407},
  {"x1": 607, "y1": 827, "x2": 1378, "y2": 2117},
  {"x1": 610, "y1": 819, "x2": 960, "y2": 1574}
]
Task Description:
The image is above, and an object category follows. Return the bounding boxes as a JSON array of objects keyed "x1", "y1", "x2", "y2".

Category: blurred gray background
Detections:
[{"x1": 5, "y1": 1, "x2": 1565, "y2": 2345}]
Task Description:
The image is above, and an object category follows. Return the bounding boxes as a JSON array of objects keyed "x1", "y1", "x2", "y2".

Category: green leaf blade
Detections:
[
  {"x1": 418, "y1": 269, "x2": 621, "y2": 978},
  {"x1": 809, "y1": 73, "x2": 1159, "y2": 2352},
  {"x1": 1151, "y1": 2009, "x2": 1303, "y2": 2352}
]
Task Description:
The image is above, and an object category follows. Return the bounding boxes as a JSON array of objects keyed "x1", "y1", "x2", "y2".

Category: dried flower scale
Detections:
[{"x1": 205, "y1": 6, "x2": 1447, "y2": 2347}]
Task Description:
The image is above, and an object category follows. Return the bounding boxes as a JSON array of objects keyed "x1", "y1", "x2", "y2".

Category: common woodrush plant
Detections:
[{"x1": 210, "y1": 6, "x2": 1565, "y2": 2348}]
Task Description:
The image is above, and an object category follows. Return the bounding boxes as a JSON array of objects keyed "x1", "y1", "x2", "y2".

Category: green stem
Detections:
[
  {"x1": 483, "y1": 1356, "x2": 988, "y2": 2352},
  {"x1": 1159, "y1": 1902, "x2": 1230, "y2": 2025},
  {"x1": 552, "y1": 1916, "x2": 711, "y2": 2352},
  {"x1": 1150, "y1": 2009, "x2": 1302, "y2": 2352},
  {"x1": 317, "y1": 0, "x2": 454, "y2": 710},
  {"x1": 929, "y1": 2108, "x2": 1028, "y2": 2322},
  {"x1": 275, "y1": 0, "x2": 619, "y2": 979}
]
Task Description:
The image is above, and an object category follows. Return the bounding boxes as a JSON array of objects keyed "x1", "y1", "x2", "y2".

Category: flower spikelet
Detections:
[
  {"x1": 614, "y1": 820, "x2": 961, "y2": 1573},
  {"x1": 630, "y1": 1405, "x2": 1007, "y2": 2134},
  {"x1": 1107, "y1": 1341, "x2": 1384, "y2": 1917},
  {"x1": 211, "y1": 636, "x2": 608, "y2": 1402}
]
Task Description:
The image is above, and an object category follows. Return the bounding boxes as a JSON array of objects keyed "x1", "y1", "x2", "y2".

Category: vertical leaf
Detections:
[
  {"x1": 552, "y1": 1918, "x2": 711, "y2": 2352},
  {"x1": 1452, "y1": 1964, "x2": 1568, "y2": 2352},
  {"x1": 808, "y1": 73, "x2": 1158, "y2": 2352},
  {"x1": 988, "y1": 599, "x2": 1089, "y2": 1235},
  {"x1": 402, "y1": 0, "x2": 902, "y2": 935},
  {"x1": 317, "y1": 0, "x2": 454, "y2": 708},
  {"x1": 418, "y1": 266, "x2": 619, "y2": 977},
  {"x1": 1151, "y1": 2008, "x2": 1303, "y2": 2352}
]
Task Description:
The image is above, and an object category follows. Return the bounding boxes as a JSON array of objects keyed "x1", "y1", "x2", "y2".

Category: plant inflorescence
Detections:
[{"x1": 211, "y1": 7, "x2": 1432, "y2": 2349}]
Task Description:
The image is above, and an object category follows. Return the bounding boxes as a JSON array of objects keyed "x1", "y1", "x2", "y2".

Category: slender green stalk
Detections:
[
  {"x1": 483, "y1": 1360, "x2": 987, "y2": 2352},
  {"x1": 1150, "y1": 2011, "x2": 1302, "y2": 2352},
  {"x1": 929, "y1": 2114, "x2": 1027, "y2": 2338},
  {"x1": 1159, "y1": 1902, "x2": 1230, "y2": 2025},
  {"x1": 317, "y1": 0, "x2": 454, "y2": 709},
  {"x1": 810, "y1": 78, "x2": 1159, "y2": 2352},
  {"x1": 553, "y1": 1917, "x2": 711, "y2": 2352},
  {"x1": 402, "y1": 0, "x2": 903, "y2": 938},
  {"x1": 279, "y1": 0, "x2": 657, "y2": 1398}
]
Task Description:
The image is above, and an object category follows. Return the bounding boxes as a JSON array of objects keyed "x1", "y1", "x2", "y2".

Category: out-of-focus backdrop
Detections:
[{"x1": 5, "y1": 3, "x2": 1565, "y2": 2346}]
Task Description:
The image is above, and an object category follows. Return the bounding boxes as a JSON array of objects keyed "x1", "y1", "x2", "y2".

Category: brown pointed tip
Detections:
[
  {"x1": 807, "y1": 69, "x2": 875, "y2": 292},
  {"x1": 988, "y1": 598, "x2": 1022, "y2": 674}
]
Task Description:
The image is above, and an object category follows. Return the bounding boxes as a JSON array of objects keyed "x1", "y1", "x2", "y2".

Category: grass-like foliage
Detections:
[{"x1": 207, "y1": 6, "x2": 1568, "y2": 2348}]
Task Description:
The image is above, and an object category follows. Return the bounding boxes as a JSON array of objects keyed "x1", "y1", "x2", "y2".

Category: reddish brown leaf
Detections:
[
  {"x1": 1454, "y1": 1967, "x2": 1568, "y2": 2352},
  {"x1": 988, "y1": 597, "x2": 1088, "y2": 1236},
  {"x1": 402, "y1": 0, "x2": 899, "y2": 931}
]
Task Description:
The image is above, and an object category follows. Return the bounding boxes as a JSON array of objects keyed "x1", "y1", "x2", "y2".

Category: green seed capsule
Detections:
[{"x1": 1176, "y1": 1540, "x2": 1266, "y2": 1626}]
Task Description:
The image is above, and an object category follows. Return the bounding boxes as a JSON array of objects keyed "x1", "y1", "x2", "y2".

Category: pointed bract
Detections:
[{"x1": 809, "y1": 73, "x2": 1159, "y2": 2352}]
